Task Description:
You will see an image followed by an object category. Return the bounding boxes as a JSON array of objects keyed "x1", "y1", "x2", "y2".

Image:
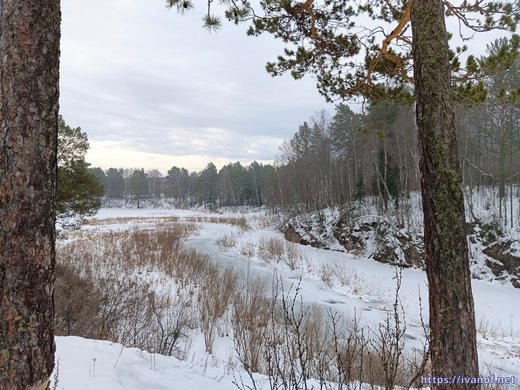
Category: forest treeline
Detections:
[{"x1": 89, "y1": 51, "x2": 519, "y2": 221}]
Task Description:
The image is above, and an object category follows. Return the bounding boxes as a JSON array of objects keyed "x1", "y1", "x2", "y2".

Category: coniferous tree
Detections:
[
  {"x1": 0, "y1": 1, "x2": 60, "y2": 387},
  {"x1": 106, "y1": 168, "x2": 126, "y2": 199},
  {"x1": 89, "y1": 167, "x2": 108, "y2": 193},
  {"x1": 197, "y1": 162, "x2": 218, "y2": 207},
  {"x1": 168, "y1": 0, "x2": 519, "y2": 380},
  {"x1": 128, "y1": 169, "x2": 149, "y2": 208},
  {"x1": 56, "y1": 117, "x2": 103, "y2": 220}
]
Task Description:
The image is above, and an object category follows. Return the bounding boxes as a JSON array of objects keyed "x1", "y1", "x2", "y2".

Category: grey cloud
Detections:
[{"x1": 60, "y1": 0, "x2": 332, "y2": 170}]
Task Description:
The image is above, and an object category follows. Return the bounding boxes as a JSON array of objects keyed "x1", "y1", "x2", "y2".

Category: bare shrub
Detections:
[
  {"x1": 148, "y1": 292, "x2": 197, "y2": 359},
  {"x1": 234, "y1": 275, "x2": 429, "y2": 390},
  {"x1": 365, "y1": 270, "x2": 429, "y2": 389},
  {"x1": 54, "y1": 263, "x2": 101, "y2": 337},
  {"x1": 55, "y1": 261, "x2": 199, "y2": 359},
  {"x1": 261, "y1": 282, "x2": 328, "y2": 390},
  {"x1": 55, "y1": 220, "x2": 211, "y2": 359}
]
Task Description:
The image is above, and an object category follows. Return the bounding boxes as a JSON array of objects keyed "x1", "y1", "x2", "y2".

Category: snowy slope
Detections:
[{"x1": 52, "y1": 336, "x2": 239, "y2": 390}]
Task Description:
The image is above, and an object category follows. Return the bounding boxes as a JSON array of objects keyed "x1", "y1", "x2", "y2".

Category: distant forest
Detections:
[{"x1": 91, "y1": 56, "x2": 520, "y2": 221}]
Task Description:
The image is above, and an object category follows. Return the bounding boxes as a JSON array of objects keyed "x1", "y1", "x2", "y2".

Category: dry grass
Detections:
[
  {"x1": 238, "y1": 242, "x2": 256, "y2": 258},
  {"x1": 57, "y1": 222, "x2": 199, "y2": 284},
  {"x1": 258, "y1": 236, "x2": 304, "y2": 270},
  {"x1": 318, "y1": 263, "x2": 364, "y2": 294},
  {"x1": 477, "y1": 315, "x2": 520, "y2": 340},
  {"x1": 57, "y1": 215, "x2": 429, "y2": 388},
  {"x1": 231, "y1": 277, "x2": 271, "y2": 373},
  {"x1": 249, "y1": 213, "x2": 281, "y2": 230},
  {"x1": 184, "y1": 215, "x2": 250, "y2": 231},
  {"x1": 234, "y1": 276, "x2": 429, "y2": 390},
  {"x1": 216, "y1": 233, "x2": 238, "y2": 250},
  {"x1": 199, "y1": 267, "x2": 238, "y2": 353},
  {"x1": 55, "y1": 219, "x2": 232, "y2": 359},
  {"x1": 84, "y1": 216, "x2": 181, "y2": 226}
]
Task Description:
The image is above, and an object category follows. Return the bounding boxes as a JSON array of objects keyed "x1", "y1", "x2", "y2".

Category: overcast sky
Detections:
[
  {"x1": 60, "y1": 0, "x2": 505, "y2": 175},
  {"x1": 60, "y1": 0, "x2": 335, "y2": 174}
]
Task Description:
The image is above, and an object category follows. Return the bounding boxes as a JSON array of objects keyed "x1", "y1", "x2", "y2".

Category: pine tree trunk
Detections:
[
  {"x1": 0, "y1": 1, "x2": 60, "y2": 389},
  {"x1": 411, "y1": 0, "x2": 479, "y2": 385}
]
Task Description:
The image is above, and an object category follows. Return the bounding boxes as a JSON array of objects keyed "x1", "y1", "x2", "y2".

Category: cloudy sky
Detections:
[
  {"x1": 60, "y1": 0, "x2": 335, "y2": 174},
  {"x1": 60, "y1": 0, "x2": 505, "y2": 175}
]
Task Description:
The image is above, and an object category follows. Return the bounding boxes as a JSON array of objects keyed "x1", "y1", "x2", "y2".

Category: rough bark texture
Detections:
[
  {"x1": 0, "y1": 1, "x2": 61, "y2": 389},
  {"x1": 411, "y1": 0, "x2": 479, "y2": 385}
]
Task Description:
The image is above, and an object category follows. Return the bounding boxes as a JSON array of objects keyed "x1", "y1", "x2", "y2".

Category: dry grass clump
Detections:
[
  {"x1": 84, "y1": 216, "x2": 181, "y2": 226},
  {"x1": 231, "y1": 277, "x2": 271, "y2": 373},
  {"x1": 238, "y1": 242, "x2": 256, "y2": 258},
  {"x1": 57, "y1": 222, "x2": 198, "y2": 282},
  {"x1": 318, "y1": 263, "x2": 363, "y2": 293},
  {"x1": 184, "y1": 215, "x2": 250, "y2": 231},
  {"x1": 216, "y1": 233, "x2": 238, "y2": 250},
  {"x1": 199, "y1": 267, "x2": 238, "y2": 353},
  {"x1": 258, "y1": 236, "x2": 304, "y2": 270}
]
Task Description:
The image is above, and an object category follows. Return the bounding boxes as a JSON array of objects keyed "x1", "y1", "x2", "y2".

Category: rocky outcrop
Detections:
[
  {"x1": 284, "y1": 213, "x2": 520, "y2": 288},
  {"x1": 334, "y1": 216, "x2": 424, "y2": 268}
]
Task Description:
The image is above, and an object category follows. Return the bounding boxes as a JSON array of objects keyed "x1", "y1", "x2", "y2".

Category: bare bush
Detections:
[
  {"x1": 149, "y1": 292, "x2": 197, "y2": 359},
  {"x1": 54, "y1": 263, "x2": 102, "y2": 337},
  {"x1": 55, "y1": 221, "x2": 213, "y2": 359},
  {"x1": 234, "y1": 276, "x2": 429, "y2": 390}
]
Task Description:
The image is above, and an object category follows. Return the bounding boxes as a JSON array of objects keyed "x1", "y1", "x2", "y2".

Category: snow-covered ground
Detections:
[
  {"x1": 53, "y1": 336, "x2": 239, "y2": 390},
  {"x1": 52, "y1": 207, "x2": 520, "y2": 389}
]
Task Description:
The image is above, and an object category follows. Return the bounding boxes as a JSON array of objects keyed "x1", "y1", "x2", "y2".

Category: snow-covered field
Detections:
[{"x1": 52, "y1": 207, "x2": 520, "y2": 389}]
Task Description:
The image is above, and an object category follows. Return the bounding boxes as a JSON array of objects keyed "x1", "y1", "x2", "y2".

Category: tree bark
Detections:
[
  {"x1": 0, "y1": 1, "x2": 60, "y2": 389},
  {"x1": 411, "y1": 0, "x2": 479, "y2": 385}
]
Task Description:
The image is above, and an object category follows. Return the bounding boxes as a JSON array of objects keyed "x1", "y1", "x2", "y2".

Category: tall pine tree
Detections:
[{"x1": 168, "y1": 0, "x2": 518, "y2": 382}]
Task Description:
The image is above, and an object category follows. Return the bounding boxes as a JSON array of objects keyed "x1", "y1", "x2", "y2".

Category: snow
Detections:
[
  {"x1": 53, "y1": 336, "x2": 239, "y2": 390},
  {"x1": 53, "y1": 206, "x2": 520, "y2": 389}
]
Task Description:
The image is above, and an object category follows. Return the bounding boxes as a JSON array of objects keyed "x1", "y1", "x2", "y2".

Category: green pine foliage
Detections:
[
  {"x1": 56, "y1": 161, "x2": 103, "y2": 216},
  {"x1": 166, "y1": 0, "x2": 519, "y2": 105},
  {"x1": 128, "y1": 169, "x2": 149, "y2": 208},
  {"x1": 56, "y1": 116, "x2": 104, "y2": 219}
]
